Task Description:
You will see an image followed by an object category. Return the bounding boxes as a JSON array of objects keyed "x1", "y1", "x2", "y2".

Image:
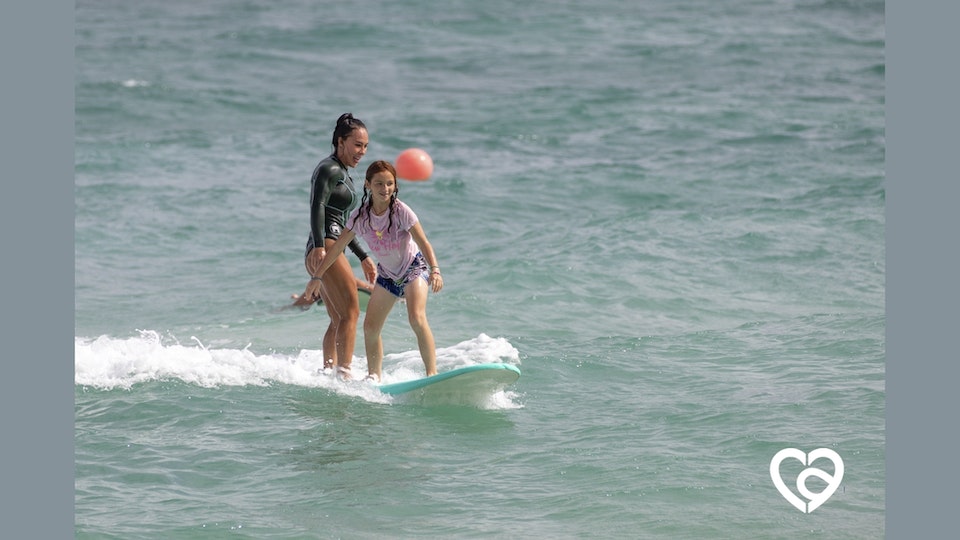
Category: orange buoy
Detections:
[{"x1": 395, "y1": 148, "x2": 433, "y2": 181}]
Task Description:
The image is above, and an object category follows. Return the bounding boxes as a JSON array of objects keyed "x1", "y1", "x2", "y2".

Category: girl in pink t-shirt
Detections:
[{"x1": 307, "y1": 160, "x2": 444, "y2": 381}]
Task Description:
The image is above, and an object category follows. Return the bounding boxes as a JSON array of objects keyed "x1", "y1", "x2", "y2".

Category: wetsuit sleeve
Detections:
[
  {"x1": 347, "y1": 237, "x2": 369, "y2": 261},
  {"x1": 309, "y1": 162, "x2": 338, "y2": 247},
  {"x1": 343, "y1": 208, "x2": 368, "y2": 260},
  {"x1": 310, "y1": 160, "x2": 368, "y2": 261}
]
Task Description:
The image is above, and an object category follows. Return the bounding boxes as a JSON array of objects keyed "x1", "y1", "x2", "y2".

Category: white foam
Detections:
[{"x1": 75, "y1": 331, "x2": 522, "y2": 408}]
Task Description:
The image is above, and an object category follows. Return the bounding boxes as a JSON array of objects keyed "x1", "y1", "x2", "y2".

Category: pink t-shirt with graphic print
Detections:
[{"x1": 346, "y1": 200, "x2": 420, "y2": 281}]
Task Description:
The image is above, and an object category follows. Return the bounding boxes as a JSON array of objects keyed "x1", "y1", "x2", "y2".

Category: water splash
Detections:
[{"x1": 75, "y1": 331, "x2": 522, "y2": 409}]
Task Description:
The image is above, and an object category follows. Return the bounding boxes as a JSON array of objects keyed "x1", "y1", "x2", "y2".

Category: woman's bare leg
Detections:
[
  {"x1": 321, "y1": 241, "x2": 360, "y2": 377},
  {"x1": 317, "y1": 284, "x2": 338, "y2": 370}
]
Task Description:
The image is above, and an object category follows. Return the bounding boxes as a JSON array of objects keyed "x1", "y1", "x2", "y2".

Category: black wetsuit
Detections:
[{"x1": 305, "y1": 154, "x2": 369, "y2": 261}]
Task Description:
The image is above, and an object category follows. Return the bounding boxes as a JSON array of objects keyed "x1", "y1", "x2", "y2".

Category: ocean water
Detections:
[{"x1": 74, "y1": 0, "x2": 885, "y2": 538}]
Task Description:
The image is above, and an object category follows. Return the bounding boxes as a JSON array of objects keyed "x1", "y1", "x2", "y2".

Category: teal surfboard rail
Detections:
[{"x1": 378, "y1": 363, "x2": 521, "y2": 396}]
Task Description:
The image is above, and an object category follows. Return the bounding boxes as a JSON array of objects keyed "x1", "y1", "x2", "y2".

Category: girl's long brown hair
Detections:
[{"x1": 357, "y1": 160, "x2": 400, "y2": 234}]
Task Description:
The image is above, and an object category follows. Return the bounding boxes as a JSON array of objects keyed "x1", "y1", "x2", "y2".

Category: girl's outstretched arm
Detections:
[{"x1": 409, "y1": 222, "x2": 443, "y2": 293}]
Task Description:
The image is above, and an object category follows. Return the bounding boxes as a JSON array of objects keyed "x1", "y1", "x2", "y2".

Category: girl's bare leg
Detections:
[
  {"x1": 403, "y1": 278, "x2": 436, "y2": 376},
  {"x1": 362, "y1": 285, "x2": 398, "y2": 379}
]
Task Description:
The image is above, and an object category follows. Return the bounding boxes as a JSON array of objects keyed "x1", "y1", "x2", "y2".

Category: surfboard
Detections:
[{"x1": 378, "y1": 363, "x2": 521, "y2": 405}]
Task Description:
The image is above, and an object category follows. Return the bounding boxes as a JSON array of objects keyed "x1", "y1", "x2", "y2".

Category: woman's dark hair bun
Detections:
[{"x1": 331, "y1": 113, "x2": 366, "y2": 147}]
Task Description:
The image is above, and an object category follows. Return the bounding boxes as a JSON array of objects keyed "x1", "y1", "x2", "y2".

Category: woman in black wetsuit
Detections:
[{"x1": 304, "y1": 113, "x2": 377, "y2": 379}]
